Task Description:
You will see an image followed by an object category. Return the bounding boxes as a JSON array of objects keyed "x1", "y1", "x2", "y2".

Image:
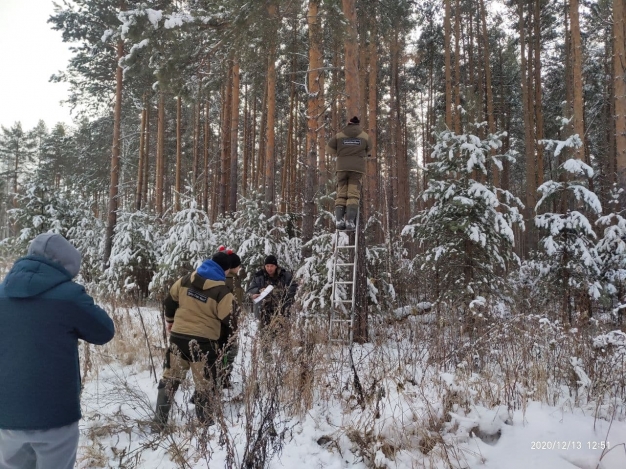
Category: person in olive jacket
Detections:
[
  {"x1": 0, "y1": 233, "x2": 115, "y2": 469},
  {"x1": 153, "y1": 251, "x2": 234, "y2": 431},
  {"x1": 326, "y1": 115, "x2": 372, "y2": 230}
]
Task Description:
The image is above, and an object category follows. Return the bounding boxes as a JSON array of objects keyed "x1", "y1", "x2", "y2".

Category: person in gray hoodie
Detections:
[{"x1": 0, "y1": 233, "x2": 115, "y2": 469}]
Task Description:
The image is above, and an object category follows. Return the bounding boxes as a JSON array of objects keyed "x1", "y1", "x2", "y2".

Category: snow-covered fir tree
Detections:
[
  {"x1": 402, "y1": 123, "x2": 524, "y2": 310},
  {"x1": 66, "y1": 207, "x2": 105, "y2": 286},
  {"x1": 596, "y1": 186, "x2": 626, "y2": 321},
  {"x1": 150, "y1": 200, "x2": 214, "y2": 296},
  {"x1": 102, "y1": 210, "x2": 159, "y2": 301},
  {"x1": 534, "y1": 134, "x2": 602, "y2": 322},
  {"x1": 212, "y1": 194, "x2": 301, "y2": 276}
]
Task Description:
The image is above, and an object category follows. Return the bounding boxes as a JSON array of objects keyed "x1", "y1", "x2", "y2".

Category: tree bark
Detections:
[
  {"x1": 533, "y1": 0, "x2": 545, "y2": 187},
  {"x1": 614, "y1": 0, "x2": 626, "y2": 188},
  {"x1": 203, "y1": 96, "x2": 210, "y2": 213},
  {"x1": 366, "y1": 26, "x2": 378, "y2": 229},
  {"x1": 192, "y1": 100, "x2": 201, "y2": 200},
  {"x1": 230, "y1": 60, "x2": 240, "y2": 213},
  {"x1": 454, "y1": 0, "x2": 462, "y2": 134},
  {"x1": 479, "y1": 0, "x2": 498, "y2": 187},
  {"x1": 143, "y1": 98, "x2": 151, "y2": 208},
  {"x1": 175, "y1": 95, "x2": 182, "y2": 212},
  {"x1": 155, "y1": 92, "x2": 165, "y2": 218},
  {"x1": 220, "y1": 76, "x2": 231, "y2": 217},
  {"x1": 302, "y1": 0, "x2": 323, "y2": 256},
  {"x1": 570, "y1": 0, "x2": 585, "y2": 161},
  {"x1": 265, "y1": 4, "x2": 278, "y2": 217},
  {"x1": 519, "y1": 0, "x2": 536, "y2": 255},
  {"x1": 445, "y1": 0, "x2": 453, "y2": 129},
  {"x1": 342, "y1": 0, "x2": 360, "y2": 117},
  {"x1": 104, "y1": 35, "x2": 124, "y2": 264},
  {"x1": 136, "y1": 99, "x2": 146, "y2": 211}
]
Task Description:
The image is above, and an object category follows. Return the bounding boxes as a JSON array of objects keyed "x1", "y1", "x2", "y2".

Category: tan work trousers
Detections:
[{"x1": 335, "y1": 171, "x2": 362, "y2": 207}]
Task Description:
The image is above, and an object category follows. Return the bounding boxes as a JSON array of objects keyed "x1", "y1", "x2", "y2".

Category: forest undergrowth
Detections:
[{"x1": 75, "y1": 294, "x2": 626, "y2": 469}]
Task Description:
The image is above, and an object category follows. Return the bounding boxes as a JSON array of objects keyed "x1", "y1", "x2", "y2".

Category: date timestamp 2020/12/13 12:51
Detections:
[{"x1": 530, "y1": 441, "x2": 610, "y2": 450}]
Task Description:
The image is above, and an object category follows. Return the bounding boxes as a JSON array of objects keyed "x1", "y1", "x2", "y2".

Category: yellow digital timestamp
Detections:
[{"x1": 530, "y1": 441, "x2": 610, "y2": 450}]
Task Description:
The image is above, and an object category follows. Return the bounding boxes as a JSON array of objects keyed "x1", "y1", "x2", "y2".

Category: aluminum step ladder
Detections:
[{"x1": 329, "y1": 209, "x2": 360, "y2": 344}]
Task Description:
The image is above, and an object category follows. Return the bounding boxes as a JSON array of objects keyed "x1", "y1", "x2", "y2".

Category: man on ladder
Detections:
[{"x1": 326, "y1": 116, "x2": 372, "y2": 231}]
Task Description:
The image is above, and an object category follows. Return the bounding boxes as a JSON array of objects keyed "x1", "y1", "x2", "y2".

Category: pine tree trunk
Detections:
[
  {"x1": 220, "y1": 77, "x2": 231, "y2": 217},
  {"x1": 282, "y1": 48, "x2": 297, "y2": 214},
  {"x1": 302, "y1": 0, "x2": 323, "y2": 256},
  {"x1": 191, "y1": 101, "x2": 199, "y2": 200},
  {"x1": 353, "y1": 195, "x2": 368, "y2": 343},
  {"x1": 480, "y1": 0, "x2": 498, "y2": 188},
  {"x1": 614, "y1": 0, "x2": 626, "y2": 188},
  {"x1": 332, "y1": 43, "x2": 340, "y2": 135},
  {"x1": 359, "y1": 24, "x2": 368, "y2": 127},
  {"x1": 445, "y1": 0, "x2": 453, "y2": 129},
  {"x1": 203, "y1": 97, "x2": 210, "y2": 213},
  {"x1": 454, "y1": 0, "x2": 462, "y2": 134},
  {"x1": 570, "y1": 0, "x2": 585, "y2": 161},
  {"x1": 175, "y1": 95, "x2": 182, "y2": 212},
  {"x1": 265, "y1": 5, "x2": 278, "y2": 216},
  {"x1": 136, "y1": 100, "x2": 146, "y2": 211},
  {"x1": 366, "y1": 26, "x2": 378, "y2": 230},
  {"x1": 143, "y1": 99, "x2": 151, "y2": 208},
  {"x1": 242, "y1": 84, "x2": 249, "y2": 198},
  {"x1": 388, "y1": 31, "x2": 400, "y2": 231},
  {"x1": 104, "y1": 36, "x2": 124, "y2": 264},
  {"x1": 342, "y1": 0, "x2": 360, "y2": 116},
  {"x1": 257, "y1": 79, "x2": 268, "y2": 191},
  {"x1": 155, "y1": 92, "x2": 165, "y2": 218},
  {"x1": 230, "y1": 61, "x2": 240, "y2": 213},
  {"x1": 533, "y1": 0, "x2": 545, "y2": 187},
  {"x1": 520, "y1": 0, "x2": 536, "y2": 255}
]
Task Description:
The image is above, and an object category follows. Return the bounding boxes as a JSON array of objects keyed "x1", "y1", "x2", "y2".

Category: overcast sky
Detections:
[{"x1": 0, "y1": 0, "x2": 73, "y2": 132}]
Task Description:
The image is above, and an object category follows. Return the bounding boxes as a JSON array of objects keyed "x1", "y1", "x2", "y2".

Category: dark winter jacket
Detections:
[
  {"x1": 0, "y1": 255, "x2": 115, "y2": 430},
  {"x1": 246, "y1": 267, "x2": 297, "y2": 318},
  {"x1": 326, "y1": 124, "x2": 371, "y2": 174}
]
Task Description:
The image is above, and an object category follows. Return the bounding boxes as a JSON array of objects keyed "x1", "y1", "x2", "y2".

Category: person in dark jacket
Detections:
[
  {"x1": 219, "y1": 249, "x2": 244, "y2": 388},
  {"x1": 326, "y1": 115, "x2": 372, "y2": 230},
  {"x1": 153, "y1": 251, "x2": 234, "y2": 431},
  {"x1": 0, "y1": 233, "x2": 115, "y2": 469},
  {"x1": 246, "y1": 255, "x2": 297, "y2": 328}
]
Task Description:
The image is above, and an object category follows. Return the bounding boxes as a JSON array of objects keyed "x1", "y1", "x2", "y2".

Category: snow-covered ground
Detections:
[{"x1": 76, "y1": 307, "x2": 626, "y2": 469}]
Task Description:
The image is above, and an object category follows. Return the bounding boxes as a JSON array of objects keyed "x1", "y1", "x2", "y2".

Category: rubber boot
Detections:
[
  {"x1": 152, "y1": 380, "x2": 178, "y2": 433},
  {"x1": 345, "y1": 205, "x2": 358, "y2": 231},
  {"x1": 194, "y1": 391, "x2": 215, "y2": 426},
  {"x1": 335, "y1": 205, "x2": 346, "y2": 230}
]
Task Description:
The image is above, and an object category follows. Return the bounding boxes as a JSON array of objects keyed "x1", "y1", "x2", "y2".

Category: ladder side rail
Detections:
[{"x1": 329, "y1": 231, "x2": 339, "y2": 342}]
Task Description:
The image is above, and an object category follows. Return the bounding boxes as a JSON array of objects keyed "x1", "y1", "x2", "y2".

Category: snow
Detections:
[
  {"x1": 164, "y1": 13, "x2": 194, "y2": 29},
  {"x1": 75, "y1": 307, "x2": 626, "y2": 469},
  {"x1": 562, "y1": 158, "x2": 594, "y2": 179},
  {"x1": 145, "y1": 9, "x2": 163, "y2": 28}
]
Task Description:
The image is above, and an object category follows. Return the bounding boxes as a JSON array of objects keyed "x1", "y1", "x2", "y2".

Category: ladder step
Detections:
[
  {"x1": 337, "y1": 245, "x2": 356, "y2": 249},
  {"x1": 336, "y1": 263, "x2": 355, "y2": 266},
  {"x1": 335, "y1": 281, "x2": 353, "y2": 284}
]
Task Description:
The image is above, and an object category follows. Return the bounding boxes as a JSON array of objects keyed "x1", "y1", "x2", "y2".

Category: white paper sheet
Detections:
[{"x1": 253, "y1": 284, "x2": 274, "y2": 304}]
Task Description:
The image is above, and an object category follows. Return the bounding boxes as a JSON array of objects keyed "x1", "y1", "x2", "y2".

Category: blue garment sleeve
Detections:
[{"x1": 70, "y1": 286, "x2": 115, "y2": 345}]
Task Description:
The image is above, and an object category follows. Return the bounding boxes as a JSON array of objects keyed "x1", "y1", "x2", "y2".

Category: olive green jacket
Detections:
[
  {"x1": 164, "y1": 272, "x2": 233, "y2": 341},
  {"x1": 326, "y1": 124, "x2": 371, "y2": 174}
]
